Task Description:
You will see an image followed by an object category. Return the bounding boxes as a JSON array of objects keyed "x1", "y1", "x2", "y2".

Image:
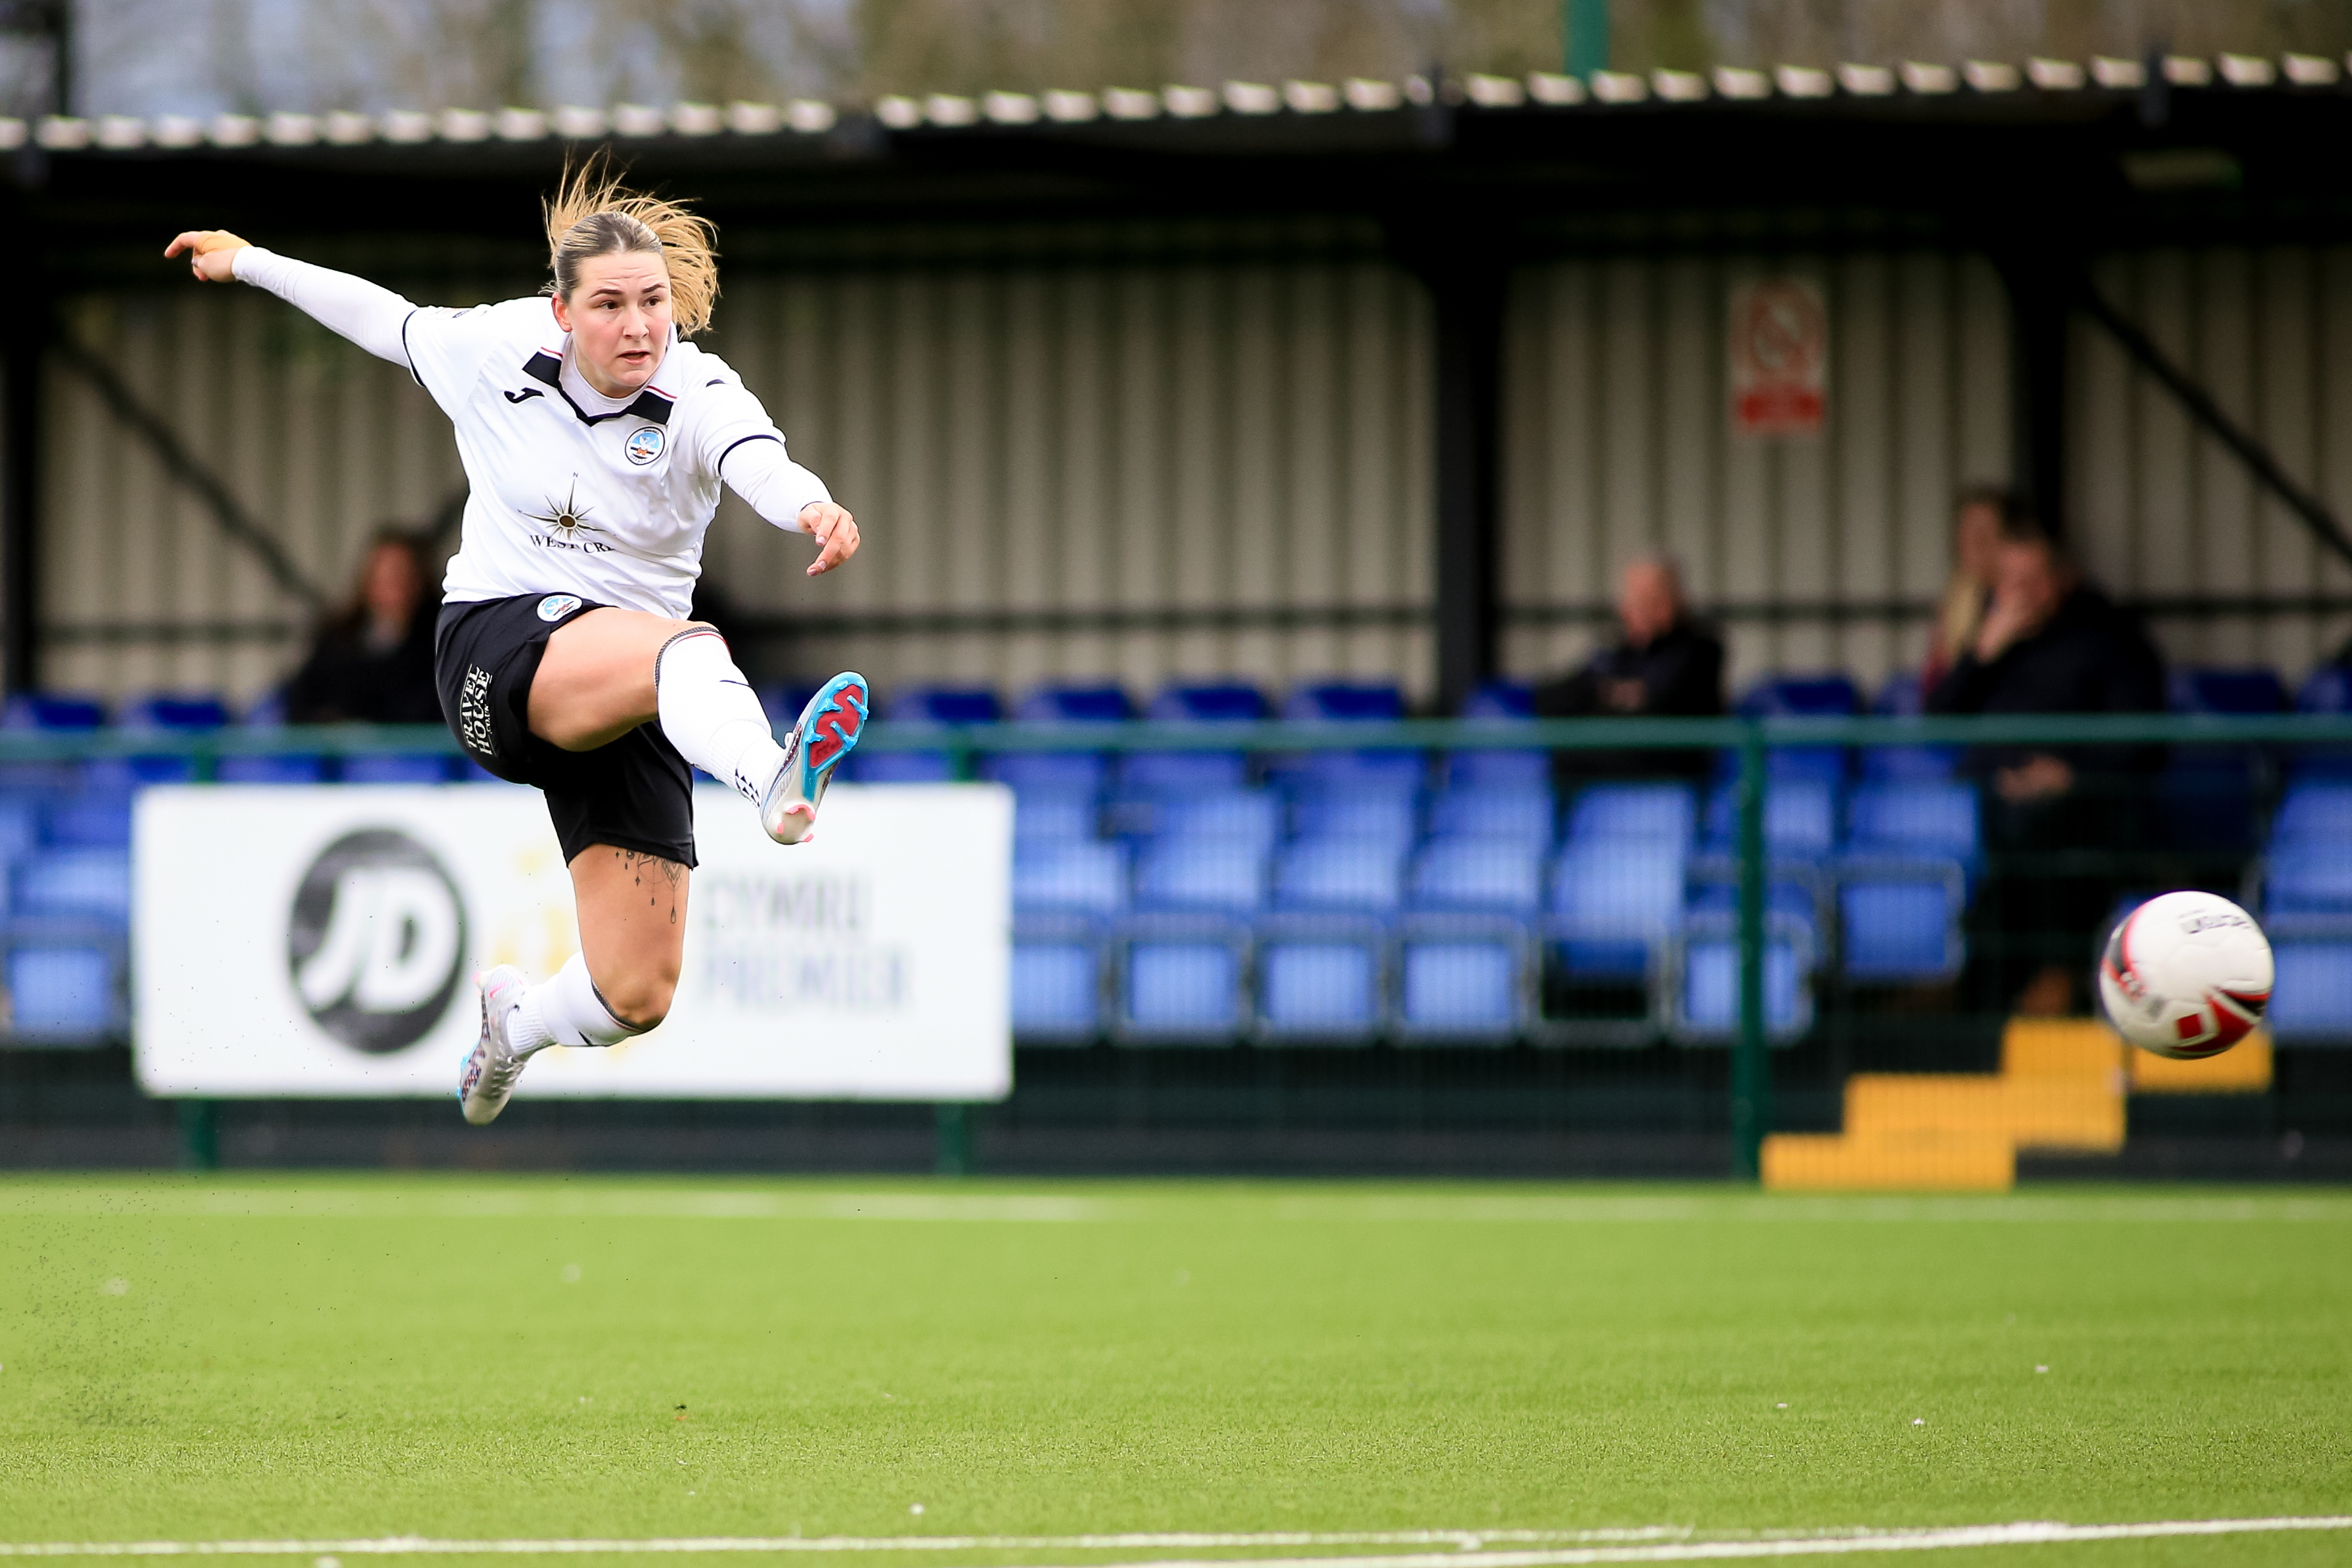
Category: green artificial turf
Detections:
[{"x1": 1, "y1": 1178, "x2": 2348, "y2": 1567}]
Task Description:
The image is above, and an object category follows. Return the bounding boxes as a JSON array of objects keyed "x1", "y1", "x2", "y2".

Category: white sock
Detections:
[
  {"x1": 507, "y1": 952, "x2": 648, "y2": 1054},
  {"x1": 655, "y1": 628, "x2": 788, "y2": 809}
]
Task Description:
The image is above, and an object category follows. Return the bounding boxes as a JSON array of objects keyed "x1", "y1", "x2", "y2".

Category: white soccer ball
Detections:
[{"x1": 2096, "y1": 891, "x2": 2274, "y2": 1060}]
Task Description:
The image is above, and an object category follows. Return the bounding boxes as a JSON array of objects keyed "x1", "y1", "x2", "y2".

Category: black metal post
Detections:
[
  {"x1": 1428, "y1": 259, "x2": 1507, "y2": 715},
  {"x1": 3, "y1": 284, "x2": 45, "y2": 694},
  {"x1": 1998, "y1": 253, "x2": 2070, "y2": 537}
]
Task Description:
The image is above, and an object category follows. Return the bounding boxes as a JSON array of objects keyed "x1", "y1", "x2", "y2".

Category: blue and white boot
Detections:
[
  {"x1": 761, "y1": 671, "x2": 869, "y2": 845},
  {"x1": 457, "y1": 964, "x2": 530, "y2": 1126}
]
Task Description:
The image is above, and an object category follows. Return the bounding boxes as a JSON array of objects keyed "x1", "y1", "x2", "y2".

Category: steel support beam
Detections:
[
  {"x1": 1997, "y1": 252, "x2": 2071, "y2": 537},
  {"x1": 1426, "y1": 258, "x2": 1507, "y2": 715},
  {"x1": 3, "y1": 286, "x2": 45, "y2": 692}
]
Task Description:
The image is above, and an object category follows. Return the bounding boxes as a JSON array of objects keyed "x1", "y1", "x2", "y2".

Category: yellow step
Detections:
[
  {"x1": 2127, "y1": 1031, "x2": 2274, "y2": 1094},
  {"x1": 1845, "y1": 1073, "x2": 2123, "y2": 1153},
  {"x1": 1763, "y1": 1131, "x2": 2014, "y2": 1192},
  {"x1": 2001, "y1": 1018, "x2": 2125, "y2": 1081}
]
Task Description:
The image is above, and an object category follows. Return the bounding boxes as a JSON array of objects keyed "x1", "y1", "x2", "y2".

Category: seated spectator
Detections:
[
  {"x1": 283, "y1": 529, "x2": 443, "y2": 724},
  {"x1": 1531, "y1": 554, "x2": 1723, "y2": 780},
  {"x1": 1928, "y1": 516, "x2": 2165, "y2": 1016},
  {"x1": 1920, "y1": 483, "x2": 2013, "y2": 691}
]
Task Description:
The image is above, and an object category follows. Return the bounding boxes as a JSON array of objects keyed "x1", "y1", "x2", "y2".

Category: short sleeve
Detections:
[{"x1": 680, "y1": 361, "x2": 790, "y2": 479}]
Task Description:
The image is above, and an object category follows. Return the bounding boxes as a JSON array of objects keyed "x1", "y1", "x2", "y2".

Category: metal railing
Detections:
[{"x1": 10, "y1": 709, "x2": 2351, "y2": 1180}]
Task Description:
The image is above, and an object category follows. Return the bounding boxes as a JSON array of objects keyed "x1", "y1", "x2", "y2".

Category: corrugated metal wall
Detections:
[
  {"x1": 1498, "y1": 251, "x2": 2014, "y2": 696},
  {"x1": 701, "y1": 261, "x2": 1433, "y2": 705},
  {"x1": 38, "y1": 259, "x2": 1434, "y2": 707},
  {"x1": 32, "y1": 242, "x2": 2352, "y2": 709},
  {"x1": 2072, "y1": 246, "x2": 2352, "y2": 677}
]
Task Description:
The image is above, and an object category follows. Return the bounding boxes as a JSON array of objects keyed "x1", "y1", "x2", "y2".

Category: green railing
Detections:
[{"x1": 20, "y1": 709, "x2": 2352, "y2": 1180}]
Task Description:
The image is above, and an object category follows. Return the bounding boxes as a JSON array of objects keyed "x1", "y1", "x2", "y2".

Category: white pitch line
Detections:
[{"x1": 3, "y1": 1519, "x2": 2351, "y2": 1560}]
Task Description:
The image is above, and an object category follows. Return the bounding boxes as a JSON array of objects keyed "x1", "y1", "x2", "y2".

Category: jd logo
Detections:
[{"x1": 286, "y1": 829, "x2": 468, "y2": 1054}]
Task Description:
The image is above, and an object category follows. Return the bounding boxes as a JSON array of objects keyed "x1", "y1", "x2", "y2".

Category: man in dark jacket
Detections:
[
  {"x1": 1928, "y1": 525, "x2": 2165, "y2": 1016},
  {"x1": 1532, "y1": 555, "x2": 1723, "y2": 780}
]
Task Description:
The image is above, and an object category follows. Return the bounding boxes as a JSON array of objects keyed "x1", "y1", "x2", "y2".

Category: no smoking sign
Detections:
[{"x1": 1728, "y1": 278, "x2": 1829, "y2": 437}]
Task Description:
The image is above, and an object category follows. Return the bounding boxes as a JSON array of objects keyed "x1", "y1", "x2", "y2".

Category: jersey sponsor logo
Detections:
[
  {"x1": 523, "y1": 480, "x2": 615, "y2": 554},
  {"x1": 286, "y1": 829, "x2": 469, "y2": 1054},
  {"x1": 624, "y1": 426, "x2": 666, "y2": 466},
  {"x1": 457, "y1": 663, "x2": 498, "y2": 758},
  {"x1": 536, "y1": 593, "x2": 583, "y2": 623},
  {"x1": 503, "y1": 388, "x2": 545, "y2": 404}
]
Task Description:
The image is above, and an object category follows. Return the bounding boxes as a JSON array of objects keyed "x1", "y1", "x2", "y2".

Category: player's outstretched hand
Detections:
[
  {"x1": 164, "y1": 230, "x2": 252, "y2": 282},
  {"x1": 799, "y1": 503, "x2": 859, "y2": 577}
]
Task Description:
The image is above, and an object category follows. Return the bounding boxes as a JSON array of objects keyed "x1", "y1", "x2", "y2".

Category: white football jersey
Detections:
[{"x1": 407, "y1": 297, "x2": 828, "y2": 618}]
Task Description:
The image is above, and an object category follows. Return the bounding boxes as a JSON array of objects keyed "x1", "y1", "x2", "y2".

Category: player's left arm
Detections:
[{"x1": 698, "y1": 379, "x2": 860, "y2": 577}]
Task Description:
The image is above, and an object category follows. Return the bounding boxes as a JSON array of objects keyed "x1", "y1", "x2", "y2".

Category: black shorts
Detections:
[{"x1": 434, "y1": 593, "x2": 698, "y2": 868}]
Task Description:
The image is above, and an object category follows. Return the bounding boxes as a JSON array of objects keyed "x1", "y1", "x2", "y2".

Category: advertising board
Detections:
[{"x1": 133, "y1": 782, "x2": 1010, "y2": 1101}]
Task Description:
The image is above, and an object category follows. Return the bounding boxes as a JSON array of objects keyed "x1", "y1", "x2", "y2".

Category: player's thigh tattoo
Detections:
[{"x1": 615, "y1": 847, "x2": 688, "y2": 924}]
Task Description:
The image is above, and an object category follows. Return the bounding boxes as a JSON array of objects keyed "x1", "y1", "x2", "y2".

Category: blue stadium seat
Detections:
[
  {"x1": 2271, "y1": 782, "x2": 2352, "y2": 846},
  {"x1": 1118, "y1": 924, "x2": 1248, "y2": 1041},
  {"x1": 1426, "y1": 785, "x2": 1554, "y2": 847},
  {"x1": 1257, "y1": 937, "x2": 1382, "y2": 1038},
  {"x1": 1279, "y1": 682, "x2": 1423, "y2": 792},
  {"x1": 1410, "y1": 838, "x2": 1543, "y2": 914},
  {"x1": 1395, "y1": 939, "x2": 1522, "y2": 1040},
  {"x1": 990, "y1": 684, "x2": 1132, "y2": 795},
  {"x1": 0, "y1": 795, "x2": 39, "y2": 862},
  {"x1": 0, "y1": 693, "x2": 104, "y2": 792},
  {"x1": 217, "y1": 753, "x2": 329, "y2": 784},
  {"x1": 1125, "y1": 682, "x2": 1266, "y2": 796},
  {"x1": 2268, "y1": 937, "x2": 2352, "y2": 1043},
  {"x1": 1733, "y1": 675, "x2": 1856, "y2": 786},
  {"x1": 2289, "y1": 664, "x2": 2352, "y2": 782},
  {"x1": 1447, "y1": 680, "x2": 1547, "y2": 789},
  {"x1": 1392, "y1": 837, "x2": 1541, "y2": 1042},
  {"x1": 1670, "y1": 914, "x2": 1813, "y2": 1042},
  {"x1": 1289, "y1": 786, "x2": 1418, "y2": 849},
  {"x1": 2160, "y1": 666, "x2": 2288, "y2": 853},
  {"x1": 340, "y1": 754, "x2": 453, "y2": 784},
  {"x1": 43, "y1": 795, "x2": 132, "y2": 849},
  {"x1": 1010, "y1": 933, "x2": 1103, "y2": 1042},
  {"x1": 1564, "y1": 782, "x2": 1696, "y2": 848},
  {"x1": 1846, "y1": 782, "x2": 1981, "y2": 867},
  {"x1": 1258, "y1": 836, "x2": 1398, "y2": 1039},
  {"x1": 848, "y1": 686, "x2": 996, "y2": 783},
  {"x1": 16, "y1": 849, "x2": 132, "y2": 920},
  {"x1": 1860, "y1": 673, "x2": 1958, "y2": 782},
  {"x1": 2266, "y1": 843, "x2": 2352, "y2": 916},
  {"x1": 1271, "y1": 839, "x2": 1404, "y2": 915},
  {"x1": 1014, "y1": 789, "x2": 1097, "y2": 843},
  {"x1": 1547, "y1": 840, "x2": 1686, "y2": 977},
  {"x1": 1142, "y1": 791, "x2": 1280, "y2": 854},
  {"x1": 1701, "y1": 778, "x2": 1840, "y2": 860},
  {"x1": 1012, "y1": 840, "x2": 1127, "y2": 918},
  {"x1": 1011, "y1": 840, "x2": 1127, "y2": 1042},
  {"x1": 5, "y1": 940, "x2": 122, "y2": 1040},
  {"x1": 1133, "y1": 838, "x2": 1266, "y2": 912},
  {"x1": 1835, "y1": 870, "x2": 1965, "y2": 981}
]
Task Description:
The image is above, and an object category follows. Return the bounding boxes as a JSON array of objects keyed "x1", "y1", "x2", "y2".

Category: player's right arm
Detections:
[{"x1": 164, "y1": 229, "x2": 417, "y2": 367}]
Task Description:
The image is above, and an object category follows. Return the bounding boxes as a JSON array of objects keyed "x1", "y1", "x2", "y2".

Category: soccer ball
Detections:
[{"x1": 2096, "y1": 891, "x2": 2274, "y2": 1060}]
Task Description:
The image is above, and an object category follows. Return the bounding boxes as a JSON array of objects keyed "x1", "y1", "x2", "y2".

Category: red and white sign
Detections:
[{"x1": 1728, "y1": 279, "x2": 1829, "y2": 437}]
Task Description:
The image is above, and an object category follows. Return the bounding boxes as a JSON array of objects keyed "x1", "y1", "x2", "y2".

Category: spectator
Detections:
[
  {"x1": 1532, "y1": 554, "x2": 1724, "y2": 780},
  {"x1": 283, "y1": 529, "x2": 443, "y2": 724},
  {"x1": 1920, "y1": 483, "x2": 2016, "y2": 691},
  {"x1": 1928, "y1": 518, "x2": 2165, "y2": 1016}
]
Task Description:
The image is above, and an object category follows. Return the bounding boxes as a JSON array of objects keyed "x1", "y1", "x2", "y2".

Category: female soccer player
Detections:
[{"x1": 166, "y1": 166, "x2": 868, "y2": 1127}]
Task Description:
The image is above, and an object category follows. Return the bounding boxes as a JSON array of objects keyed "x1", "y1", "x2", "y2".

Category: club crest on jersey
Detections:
[
  {"x1": 537, "y1": 594, "x2": 583, "y2": 623},
  {"x1": 624, "y1": 426, "x2": 665, "y2": 466}
]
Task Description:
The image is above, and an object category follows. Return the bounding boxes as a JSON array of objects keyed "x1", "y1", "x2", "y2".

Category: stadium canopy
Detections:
[{"x1": 7, "y1": 53, "x2": 2352, "y2": 702}]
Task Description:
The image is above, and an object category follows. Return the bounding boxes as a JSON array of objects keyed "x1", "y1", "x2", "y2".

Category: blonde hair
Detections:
[{"x1": 542, "y1": 157, "x2": 719, "y2": 335}]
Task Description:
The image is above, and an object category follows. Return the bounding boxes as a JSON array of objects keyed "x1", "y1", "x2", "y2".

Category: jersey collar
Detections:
[{"x1": 522, "y1": 339, "x2": 677, "y2": 427}]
